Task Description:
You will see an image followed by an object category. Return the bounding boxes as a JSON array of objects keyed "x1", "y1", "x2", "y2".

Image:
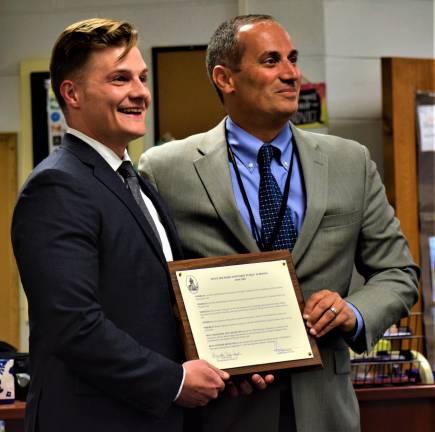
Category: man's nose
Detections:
[
  {"x1": 280, "y1": 59, "x2": 299, "y2": 80},
  {"x1": 130, "y1": 78, "x2": 151, "y2": 106}
]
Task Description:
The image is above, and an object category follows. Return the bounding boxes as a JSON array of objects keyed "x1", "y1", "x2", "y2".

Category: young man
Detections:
[
  {"x1": 139, "y1": 14, "x2": 419, "y2": 432},
  {"x1": 11, "y1": 18, "x2": 228, "y2": 432}
]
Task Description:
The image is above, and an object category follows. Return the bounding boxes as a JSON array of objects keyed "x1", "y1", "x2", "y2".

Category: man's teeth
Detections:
[{"x1": 119, "y1": 108, "x2": 142, "y2": 114}]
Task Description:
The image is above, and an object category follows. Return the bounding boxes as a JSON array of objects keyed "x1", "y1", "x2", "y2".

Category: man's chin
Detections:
[
  {"x1": 283, "y1": 103, "x2": 299, "y2": 114},
  {"x1": 125, "y1": 129, "x2": 146, "y2": 142},
  {"x1": 272, "y1": 109, "x2": 297, "y2": 121}
]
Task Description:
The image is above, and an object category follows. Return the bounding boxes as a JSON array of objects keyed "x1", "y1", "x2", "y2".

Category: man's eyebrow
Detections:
[
  {"x1": 260, "y1": 50, "x2": 281, "y2": 59},
  {"x1": 259, "y1": 49, "x2": 298, "y2": 59},
  {"x1": 108, "y1": 67, "x2": 148, "y2": 75}
]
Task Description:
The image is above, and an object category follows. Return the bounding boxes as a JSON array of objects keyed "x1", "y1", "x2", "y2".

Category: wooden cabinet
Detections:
[
  {"x1": 382, "y1": 56, "x2": 435, "y2": 367},
  {"x1": 356, "y1": 56, "x2": 435, "y2": 432},
  {"x1": 0, "y1": 401, "x2": 25, "y2": 432},
  {"x1": 357, "y1": 385, "x2": 435, "y2": 432}
]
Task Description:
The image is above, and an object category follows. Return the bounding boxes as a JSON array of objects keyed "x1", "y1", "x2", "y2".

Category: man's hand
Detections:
[
  {"x1": 303, "y1": 290, "x2": 356, "y2": 338},
  {"x1": 226, "y1": 373, "x2": 275, "y2": 397},
  {"x1": 175, "y1": 360, "x2": 229, "y2": 408}
]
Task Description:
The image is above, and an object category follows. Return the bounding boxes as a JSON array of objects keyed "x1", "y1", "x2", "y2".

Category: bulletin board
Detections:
[{"x1": 30, "y1": 71, "x2": 51, "y2": 166}]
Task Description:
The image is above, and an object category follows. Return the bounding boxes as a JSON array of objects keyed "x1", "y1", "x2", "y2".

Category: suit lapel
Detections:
[
  {"x1": 192, "y1": 121, "x2": 329, "y2": 259},
  {"x1": 62, "y1": 134, "x2": 167, "y2": 266},
  {"x1": 291, "y1": 125, "x2": 328, "y2": 266},
  {"x1": 194, "y1": 121, "x2": 260, "y2": 253}
]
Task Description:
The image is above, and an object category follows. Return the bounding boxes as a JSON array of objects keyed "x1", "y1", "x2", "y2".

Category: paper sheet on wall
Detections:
[{"x1": 417, "y1": 104, "x2": 435, "y2": 152}]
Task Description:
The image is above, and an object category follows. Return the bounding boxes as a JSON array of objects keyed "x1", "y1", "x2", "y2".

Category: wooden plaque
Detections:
[{"x1": 168, "y1": 250, "x2": 322, "y2": 375}]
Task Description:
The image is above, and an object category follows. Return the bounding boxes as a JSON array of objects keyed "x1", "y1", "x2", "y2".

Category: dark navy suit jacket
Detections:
[{"x1": 12, "y1": 134, "x2": 184, "y2": 432}]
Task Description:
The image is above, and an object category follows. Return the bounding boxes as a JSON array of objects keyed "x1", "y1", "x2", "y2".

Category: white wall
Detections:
[
  {"x1": 246, "y1": 0, "x2": 434, "y2": 175},
  {"x1": 324, "y1": 0, "x2": 434, "y2": 175},
  {"x1": 0, "y1": 0, "x2": 433, "y2": 350},
  {"x1": 1, "y1": 0, "x2": 433, "y2": 152},
  {"x1": 0, "y1": 0, "x2": 238, "y2": 148}
]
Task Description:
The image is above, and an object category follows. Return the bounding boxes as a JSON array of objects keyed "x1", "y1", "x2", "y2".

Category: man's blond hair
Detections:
[{"x1": 50, "y1": 18, "x2": 138, "y2": 111}]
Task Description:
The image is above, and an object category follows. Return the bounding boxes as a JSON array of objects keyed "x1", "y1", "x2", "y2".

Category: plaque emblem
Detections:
[{"x1": 186, "y1": 275, "x2": 199, "y2": 294}]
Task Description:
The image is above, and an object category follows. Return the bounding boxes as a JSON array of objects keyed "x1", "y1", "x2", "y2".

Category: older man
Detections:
[{"x1": 139, "y1": 14, "x2": 419, "y2": 432}]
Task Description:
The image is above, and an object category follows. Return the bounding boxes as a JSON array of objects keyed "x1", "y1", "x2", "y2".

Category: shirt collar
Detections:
[
  {"x1": 66, "y1": 127, "x2": 130, "y2": 172},
  {"x1": 226, "y1": 116, "x2": 293, "y2": 171}
]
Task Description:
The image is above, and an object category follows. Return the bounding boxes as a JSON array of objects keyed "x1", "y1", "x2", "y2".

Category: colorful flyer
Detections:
[
  {"x1": 429, "y1": 236, "x2": 435, "y2": 302},
  {"x1": 290, "y1": 82, "x2": 328, "y2": 130}
]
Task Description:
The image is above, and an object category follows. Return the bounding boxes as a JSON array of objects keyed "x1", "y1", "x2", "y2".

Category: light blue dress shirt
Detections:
[
  {"x1": 226, "y1": 116, "x2": 363, "y2": 339},
  {"x1": 226, "y1": 116, "x2": 305, "y2": 237}
]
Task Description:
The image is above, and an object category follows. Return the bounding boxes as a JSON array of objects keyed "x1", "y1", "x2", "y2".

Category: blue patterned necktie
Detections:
[{"x1": 258, "y1": 144, "x2": 298, "y2": 251}]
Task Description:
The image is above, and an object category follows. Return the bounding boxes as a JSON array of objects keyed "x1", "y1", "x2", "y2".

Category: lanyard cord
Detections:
[
  {"x1": 227, "y1": 144, "x2": 264, "y2": 249},
  {"x1": 226, "y1": 130, "x2": 296, "y2": 251}
]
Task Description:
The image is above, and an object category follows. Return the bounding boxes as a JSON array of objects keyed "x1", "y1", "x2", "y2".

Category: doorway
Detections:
[{"x1": 0, "y1": 133, "x2": 19, "y2": 349}]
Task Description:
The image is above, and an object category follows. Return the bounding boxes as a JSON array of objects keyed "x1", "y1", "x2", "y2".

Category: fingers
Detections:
[
  {"x1": 176, "y1": 360, "x2": 228, "y2": 408},
  {"x1": 225, "y1": 379, "x2": 254, "y2": 398},
  {"x1": 251, "y1": 374, "x2": 266, "y2": 390},
  {"x1": 303, "y1": 290, "x2": 356, "y2": 337},
  {"x1": 206, "y1": 361, "x2": 230, "y2": 382},
  {"x1": 226, "y1": 381, "x2": 239, "y2": 397},
  {"x1": 176, "y1": 360, "x2": 275, "y2": 407},
  {"x1": 265, "y1": 374, "x2": 275, "y2": 385},
  {"x1": 226, "y1": 380, "x2": 253, "y2": 397},
  {"x1": 250, "y1": 373, "x2": 274, "y2": 390},
  {"x1": 239, "y1": 380, "x2": 254, "y2": 395},
  {"x1": 228, "y1": 373, "x2": 275, "y2": 397}
]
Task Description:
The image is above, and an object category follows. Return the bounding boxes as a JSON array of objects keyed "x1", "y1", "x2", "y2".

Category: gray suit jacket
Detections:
[{"x1": 139, "y1": 119, "x2": 419, "y2": 432}]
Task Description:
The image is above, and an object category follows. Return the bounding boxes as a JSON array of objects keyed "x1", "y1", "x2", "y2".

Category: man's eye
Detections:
[
  {"x1": 264, "y1": 57, "x2": 277, "y2": 65},
  {"x1": 289, "y1": 55, "x2": 298, "y2": 65},
  {"x1": 139, "y1": 75, "x2": 147, "y2": 83},
  {"x1": 113, "y1": 75, "x2": 127, "y2": 82}
]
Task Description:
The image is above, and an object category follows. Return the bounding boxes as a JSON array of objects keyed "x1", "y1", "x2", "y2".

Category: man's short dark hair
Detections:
[
  {"x1": 206, "y1": 14, "x2": 276, "y2": 101},
  {"x1": 50, "y1": 18, "x2": 138, "y2": 112}
]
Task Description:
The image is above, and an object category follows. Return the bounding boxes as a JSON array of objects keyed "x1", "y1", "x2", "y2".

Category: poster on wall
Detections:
[
  {"x1": 416, "y1": 92, "x2": 435, "y2": 216},
  {"x1": 417, "y1": 99, "x2": 435, "y2": 152},
  {"x1": 415, "y1": 92, "x2": 435, "y2": 363},
  {"x1": 290, "y1": 82, "x2": 328, "y2": 133},
  {"x1": 31, "y1": 72, "x2": 67, "y2": 166},
  {"x1": 31, "y1": 73, "x2": 67, "y2": 165},
  {"x1": 429, "y1": 236, "x2": 435, "y2": 302},
  {"x1": 45, "y1": 78, "x2": 67, "y2": 153}
]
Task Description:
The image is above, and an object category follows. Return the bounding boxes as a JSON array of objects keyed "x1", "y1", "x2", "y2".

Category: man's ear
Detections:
[
  {"x1": 59, "y1": 80, "x2": 80, "y2": 110},
  {"x1": 212, "y1": 65, "x2": 236, "y2": 96}
]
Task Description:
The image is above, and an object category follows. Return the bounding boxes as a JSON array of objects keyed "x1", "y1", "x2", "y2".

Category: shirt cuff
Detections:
[
  {"x1": 173, "y1": 366, "x2": 186, "y2": 401},
  {"x1": 345, "y1": 301, "x2": 364, "y2": 341}
]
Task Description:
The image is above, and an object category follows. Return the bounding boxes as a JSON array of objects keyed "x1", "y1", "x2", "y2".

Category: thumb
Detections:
[{"x1": 206, "y1": 361, "x2": 230, "y2": 380}]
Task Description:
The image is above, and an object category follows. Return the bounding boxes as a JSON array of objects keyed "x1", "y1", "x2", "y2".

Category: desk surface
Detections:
[
  {"x1": 0, "y1": 401, "x2": 25, "y2": 420},
  {"x1": 356, "y1": 384, "x2": 435, "y2": 401},
  {"x1": 1, "y1": 385, "x2": 434, "y2": 422}
]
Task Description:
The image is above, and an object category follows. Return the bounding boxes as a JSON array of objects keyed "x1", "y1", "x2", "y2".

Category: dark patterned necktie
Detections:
[
  {"x1": 117, "y1": 161, "x2": 161, "y2": 246},
  {"x1": 258, "y1": 144, "x2": 297, "y2": 251}
]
